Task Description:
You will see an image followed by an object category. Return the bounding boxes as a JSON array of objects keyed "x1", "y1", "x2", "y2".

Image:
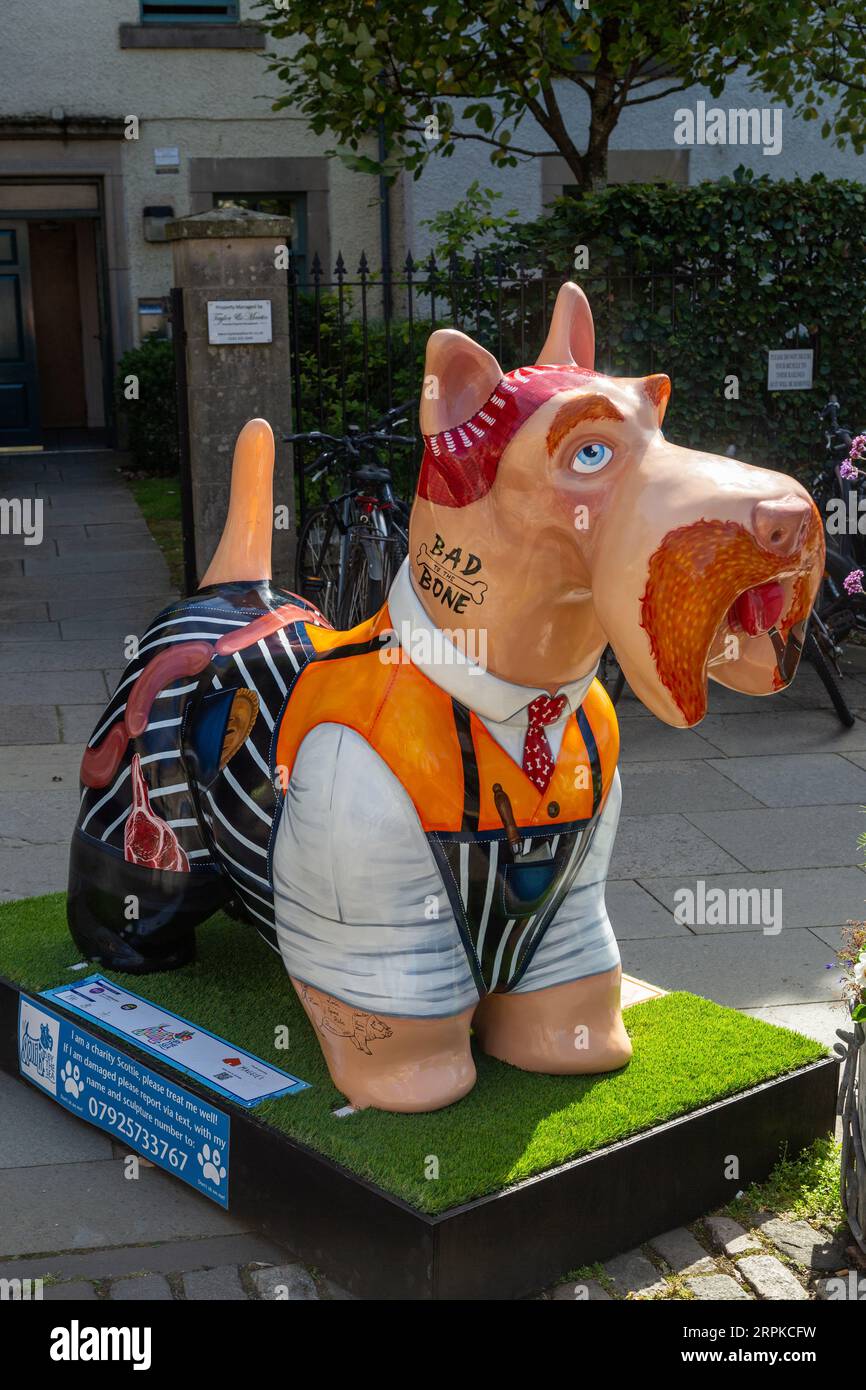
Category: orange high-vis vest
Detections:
[{"x1": 275, "y1": 605, "x2": 619, "y2": 993}]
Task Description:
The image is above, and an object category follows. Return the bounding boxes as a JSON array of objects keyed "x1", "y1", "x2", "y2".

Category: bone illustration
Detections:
[{"x1": 66, "y1": 284, "x2": 824, "y2": 1114}]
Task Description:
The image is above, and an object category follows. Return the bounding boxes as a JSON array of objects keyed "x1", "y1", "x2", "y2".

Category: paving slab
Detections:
[
  {"x1": 42, "y1": 1279, "x2": 99, "y2": 1300},
  {"x1": 0, "y1": 673, "x2": 107, "y2": 708},
  {"x1": 611, "y1": 814, "x2": 743, "y2": 879},
  {"x1": 1, "y1": 740, "x2": 84, "y2": 793},
  {"x1": 697, "y1": 711, "x2": 866, "y2": 757},
  {"x1": 648, "y1": 1227, "x2": 715, "y2": 1274},
  {"x1": 1, "y1": 576, "x2": 168, "y2": 603},
  {"x1": 250, "y1": 1264, "x2": 319, "y2": 1301},
  {"x1": 49, "y1": 593, "x2": 175, "y2": 623},
  {"x1": 110, "y1": 1274, "x2": 174, "y2": 1300},
  {"x1": 0, "y1": 1159, "x2": 250, "y2": 1256},
  {"x1": 0, "y1": 1073, "x2": 113, "y2": 1167},
  {"x1": 23, "y1": 552, "x2": 166, "y2": 578},
  {"x1": 58, "y1": 705, "x2": 108, "y2": 743},
  {"x1": 0, "y1": 1233, "x2": 291, "y2": 1284},
  {"x1": 603, "y1": 1249, "x2": 667, "y2": 1298},
  {"x1": 736, "y1": 1254, "x2": 808, "y2": 1300},
  {"x1": 57, "y1": 534, "x2": 160, "y2": 557},
  {"x1": 605, "y1": 879, "x2": 691, "y2": 940},
  {"x1": 740, "y1": 1001, "x2": 849, "y2": 1049},
  {"x1": 0, "y1": 842, "x2": 74, "y2": 899},
  {"x1": 708, "y1": 753, "x2": 866, "y2": 808},
  {"x1": 759, "y1": 1217, "x2": 849, "y2": 1270},
  {"x1": 620, "y1": 929, "x2": 840, "y2": 1009},
  {"x1": 61, "y1": 616, "x2": 166, "y2": 643},
  {"x1": 0, "y1": 643, "x2": 126, "y2": 674},
  {"x1": 0, "y1": 600, "x2": 51, "y2": 622},
  {"x1": 183, "y1": 1265, "x2": 247, "y2": 1300},
  {"x1": 685, "y1": 1273, "x2": 751, "y2": 1300},
  {"x1": 617, "y1": 720, "x2": 722, "y2": 762},
  {"x1": 0, "y1": 620, "x2": 61, "y2": 642},
  {"x1": 0, "y1": 706, "x2": 59, "y2": 746},
  {"x1": 0, "y1": 790, "x2": 80, "y2": 846},
  {"x1": 639, "y1": 867, "x2": 866, "y2": 933},
  {"x1": 619, "y1": 760, "x2": 762, "y2": 815},
  {"x1": 686, "y1": 804, "x2": 866, "y2": 871},
  {"x1": 704, "y1": 1215, "x2": 761, "y2": 1257},
  {"x1": 551, "y1": 1278, "x2": 612, "y2": 1300}
]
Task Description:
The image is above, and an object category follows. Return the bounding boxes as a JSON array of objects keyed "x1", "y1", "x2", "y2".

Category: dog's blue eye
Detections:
[{"x1": 571, "y1": 442, "x2": 613, "y2": 473}]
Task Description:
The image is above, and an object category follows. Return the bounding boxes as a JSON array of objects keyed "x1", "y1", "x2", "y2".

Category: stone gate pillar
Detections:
[{"x1": 167, "y1": 206, "x2": 295, "y2": 586}]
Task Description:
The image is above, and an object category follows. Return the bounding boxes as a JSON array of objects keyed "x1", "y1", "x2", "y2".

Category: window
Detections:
[
  {"x1": 212, "y1": 193, "x2": 308, "y2": 282},
  {"x1": 140, "y1": 2, "x2": 239, "y2": 23}
]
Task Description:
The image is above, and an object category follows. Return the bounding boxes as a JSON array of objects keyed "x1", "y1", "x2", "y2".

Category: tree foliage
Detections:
[{"x1": 258, "y1": 0, "x2": 866, "y2": 188}]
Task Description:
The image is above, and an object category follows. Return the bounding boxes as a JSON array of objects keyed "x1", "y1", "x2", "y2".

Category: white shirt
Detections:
[
  {"x1": 271, "y1": 561, "x2": 620, "y2": 1018},
  {"x1": 386, "y1": 559, "x2": 598, "y2": 762}
]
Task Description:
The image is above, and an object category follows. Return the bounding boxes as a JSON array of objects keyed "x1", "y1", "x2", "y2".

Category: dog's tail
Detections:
[{"x1": 199, "y1": 417, "x2": 275, "y2": 587}]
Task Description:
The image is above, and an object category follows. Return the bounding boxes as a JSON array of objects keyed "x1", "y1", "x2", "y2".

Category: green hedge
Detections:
[
  {"x1": 115, "y1": 337, "x2": 178, "y2": 475},
  {"x1": 501, "y1": 170, "x2": 866, "y2": 471}
]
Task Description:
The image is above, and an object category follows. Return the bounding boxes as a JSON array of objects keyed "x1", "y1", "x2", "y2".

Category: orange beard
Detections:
[{"x1": 640, "y1": 516, "x2": 821, "y2": 724}]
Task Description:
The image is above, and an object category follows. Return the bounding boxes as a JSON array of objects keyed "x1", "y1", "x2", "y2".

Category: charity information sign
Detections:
[
  {"x1": 19, "y1": 995, "x2": 231, "y2": 1207},
  {"x1": 767, "y1": 349, "x2": 813, "y2": 392},
  {"x1": 40, "y1": 975, "x2": 308, "y2": 1107},
  {"x1": 207, "y1": 299, "x2": 272, "y2": 344}
]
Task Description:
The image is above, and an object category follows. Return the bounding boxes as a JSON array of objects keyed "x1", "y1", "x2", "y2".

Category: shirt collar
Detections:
[{"x1": 386, "y1": 559, "x2": 597, "y2": 727}]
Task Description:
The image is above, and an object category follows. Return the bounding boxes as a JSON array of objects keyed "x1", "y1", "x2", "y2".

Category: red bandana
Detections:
[
  {"x1": 522, "y1": 693, "x2": 569, "y2": 793},
  {"x1": 419, "y1": 363, "x2": 600, "y2": 507}
]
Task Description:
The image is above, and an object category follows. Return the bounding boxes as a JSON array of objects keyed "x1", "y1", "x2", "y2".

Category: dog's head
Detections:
[{"x1": 409, "y1": 282, "x2": 823, "y2": 726}]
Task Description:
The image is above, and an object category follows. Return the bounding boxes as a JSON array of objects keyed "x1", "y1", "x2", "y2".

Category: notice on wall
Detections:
[
  {"x1": 767, "y1": 349, "x2": 813, "y2": 392},
  {"x1": 40, "y1": 975, "x2": 308, "y2": 1107},
  {"x1": 154, "y1": 146, "x2": 180, "y2": 172},
  {"x1": 19, "y1": 995, "x2": 231, "y2": 1207},
  {"x1": 207, "y1": 299, "x2": 273, "y2": 345}
]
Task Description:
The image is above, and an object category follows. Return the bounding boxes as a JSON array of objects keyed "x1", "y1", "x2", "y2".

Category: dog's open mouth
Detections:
[
  {"x1": 727, "y1": 579, "x2": 785, "y2": 636},
  {"x1": 639, "y1": 516, "x2": 823, "y2": 725}
]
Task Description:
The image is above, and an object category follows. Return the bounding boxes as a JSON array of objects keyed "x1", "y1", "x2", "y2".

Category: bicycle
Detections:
[
  {"x1": 805, "y1": 396, "x2": 866, "y2": 725},
  {"x1": 287, "y1": 403, "x2": 415, "y2": 627}
]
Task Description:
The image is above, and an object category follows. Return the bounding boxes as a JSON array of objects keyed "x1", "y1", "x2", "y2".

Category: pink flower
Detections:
[
  {"x1": 840, "y1": 460, "x2": 858, "y2": 479},
  {"x1": 844, "y1": 569, "x2": 865, "y2": 595}
]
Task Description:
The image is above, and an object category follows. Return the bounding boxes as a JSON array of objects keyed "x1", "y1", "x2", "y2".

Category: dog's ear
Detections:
[
  {"x1": 420, "y1": 329, "x2": 502, "y2": 435},
  {"x1": 536, "y1": 281, "x2": 595, "y2": 370}
]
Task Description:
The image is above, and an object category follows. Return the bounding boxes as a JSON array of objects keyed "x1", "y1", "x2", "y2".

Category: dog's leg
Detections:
[
  {"x1": 472, "y1": 966, "x2": 632, "y2": 1074},
  {"x1": 291, "y1": 980, "x2": 477, "y2": 1112}
]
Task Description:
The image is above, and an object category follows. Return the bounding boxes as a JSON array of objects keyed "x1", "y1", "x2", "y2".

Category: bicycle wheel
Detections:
[
  {"x1": 338, "y1": 528, "x2": 387, "y2": 628},
  {"x1": 804, "y1": 627, "x2": 855, "y2": 727},
  {"x1": 295, "y1": 505, "x2": 341, "y2": 625}
]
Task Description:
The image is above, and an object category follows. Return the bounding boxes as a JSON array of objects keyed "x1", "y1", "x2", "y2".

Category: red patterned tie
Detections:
[{"x1": 522, "y1": 694, "x2": 568, "y2": 792}]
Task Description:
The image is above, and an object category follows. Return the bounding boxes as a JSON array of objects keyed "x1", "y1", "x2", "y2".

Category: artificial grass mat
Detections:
[{"x1": 0, "y1": 893, "x2": 827, "y2": 1215}]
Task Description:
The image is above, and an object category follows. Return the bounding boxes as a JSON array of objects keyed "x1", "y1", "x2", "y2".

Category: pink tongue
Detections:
[{"x1": 730, "y1": 581, "x2": 785, "y2": 636}]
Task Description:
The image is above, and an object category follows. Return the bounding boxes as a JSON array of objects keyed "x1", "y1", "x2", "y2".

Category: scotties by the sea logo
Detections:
[{"x1": 19, "y1": 1002, "x2": 59, "y2": 1093}]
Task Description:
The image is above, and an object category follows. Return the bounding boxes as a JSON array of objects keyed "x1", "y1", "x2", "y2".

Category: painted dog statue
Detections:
[{"x1": 67, "y1": 282, "x2": 824, "y2": 1112}]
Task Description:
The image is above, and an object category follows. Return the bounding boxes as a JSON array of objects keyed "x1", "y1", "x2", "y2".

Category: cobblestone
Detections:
[{"x1": 736, "y1": 1254, "x2": 810, "y2": 1301}]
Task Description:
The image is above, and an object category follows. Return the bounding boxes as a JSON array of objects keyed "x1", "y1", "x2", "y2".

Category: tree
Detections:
[
  {"x1": 259, "y1": 0, "x2": 861, "y2": 191},
  {"x1": 751, "y1": 4, "x2": 866, "y2": 154}
]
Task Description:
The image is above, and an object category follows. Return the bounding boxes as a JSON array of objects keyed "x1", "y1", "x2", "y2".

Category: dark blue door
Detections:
[{"x1": 0, "y1": 222, "x2": 40, "y2": 448}]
